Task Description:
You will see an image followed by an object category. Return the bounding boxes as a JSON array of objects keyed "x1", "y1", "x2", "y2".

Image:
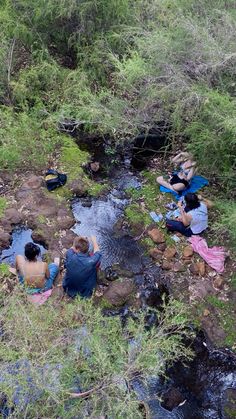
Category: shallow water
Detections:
[
  {"x1": 72, "y1": 172, "x2": 143, "y2": 271},
  {"x1": 0, "y1": 226, "x2": 46, "y2": 266}
]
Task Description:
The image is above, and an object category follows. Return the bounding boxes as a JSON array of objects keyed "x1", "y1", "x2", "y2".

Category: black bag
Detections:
[{"x1": 45, "y1": 169, "x2": 67, "y2": 192}]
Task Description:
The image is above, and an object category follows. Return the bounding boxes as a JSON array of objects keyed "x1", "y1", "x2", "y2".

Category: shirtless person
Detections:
[
  {"x1": 157, "y1": 151, "x2": 197, "y2": 192},
  {"x1": 16, "y1": 242, "x2": 59, "y2": 294}
]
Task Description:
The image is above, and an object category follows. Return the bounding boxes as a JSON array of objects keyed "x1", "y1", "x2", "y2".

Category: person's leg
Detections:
[
  {"x1": 166, "y1": 219, "x2": 192, "y2": 237},
  {"x1": 156, "y1": 176, "x2": 176, "y2": 191},
  {"x1": 44, "y1": 263, "x2": 59, "y2": 291}
]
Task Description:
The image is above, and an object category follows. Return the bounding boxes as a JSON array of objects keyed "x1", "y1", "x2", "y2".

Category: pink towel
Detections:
[
  {"x1": 188, "y1": 236, "x2": 226, "y2": 273},
  {"x1": 27, "y1": 289, "x2": 52, "y2": 305}
]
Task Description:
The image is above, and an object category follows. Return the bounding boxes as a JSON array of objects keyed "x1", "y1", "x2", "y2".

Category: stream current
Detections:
[{"x1": 71, "y1": 157, "x2": 236, "y2": 419}]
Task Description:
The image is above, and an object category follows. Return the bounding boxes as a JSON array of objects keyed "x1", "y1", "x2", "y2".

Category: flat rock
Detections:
[
  {"x1": 183, "y1": 245, "x2": 194, "y2": 258},
  {"x1": 61, "y1": 230, "x2": 76, "y2": 249},
  {"x1": 68, "y1": 179, "x2": 87, "y2": 196},
  {"x1": 149, "y1": 248, "x2": 163, "y2": 260},
  {"x1": 22, "y1": 175, "x2": 44, "y2": 190},
  {"x1": 162, "y1": 260, "x2": 174, "y2": 270},
  {"x1": 103, "y1": 279, "x2": 136, "y2": 307},
  {"x1": 157, "y1": 242, "x2": 167, "y2": 251},
  {"x1": 173, "y1": 262, "x2": 185, "y2": 272},
  {"x1": 56, "y1": 216, "x2": 75, "y2": 230},
  {"x1": 213, "y1": 276, "x2": 224, "y2": 290},
  {"x1": 2, "y1": 208, "x2": 23, "y2": 225},
  {"x1": 163, "y1": 246, "x2": 176, "y2": 260},
  {"x1": 148, "y1": 228, "x2": 165, "y2": 244}
]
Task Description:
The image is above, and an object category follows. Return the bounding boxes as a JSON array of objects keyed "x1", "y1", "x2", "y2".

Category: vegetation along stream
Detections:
[{"x1": 0, "y1": 0, "x2": 235, "y2": 417}]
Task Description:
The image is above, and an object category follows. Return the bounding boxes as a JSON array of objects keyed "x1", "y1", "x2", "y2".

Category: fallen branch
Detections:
[{"x1": 67, "y1": 383, "x2": 103, "y2": 398}]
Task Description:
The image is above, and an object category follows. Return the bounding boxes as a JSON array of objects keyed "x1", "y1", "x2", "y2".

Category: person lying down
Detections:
[{"x1": 157, "y1": 151, "x2": 197, "y2": 193}]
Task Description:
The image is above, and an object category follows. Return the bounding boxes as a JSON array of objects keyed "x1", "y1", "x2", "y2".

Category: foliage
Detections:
[
  {"x1": 206, "y1": 295, "x2": 236, "y2": 347},
  {"x1": 212, "y1": 200, "x2": 236, "y2": 248},
  {"x1": 0, "y1": 289, "x2": 193, "y2": 417},
  {"x1": 0, "y1": 107, "x2": 62, "y2": 170},
  {"x1": 0, "y1": 197, "x2": 7, "y2": 218}
]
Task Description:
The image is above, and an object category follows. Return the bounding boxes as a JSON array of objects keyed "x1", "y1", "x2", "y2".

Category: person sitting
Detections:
[
  {"x1": 166, "y1": 193, "x2": 208, "y2": 237},
  {"x1": 16, "y1": 242, "x2": 59, "y2": 294},
  {"x1": 63, "y1": 235, "x2": 102, "y2": 298},
  {"x1": 156, "y1": 151, "x2": 197, "y2": 192}
]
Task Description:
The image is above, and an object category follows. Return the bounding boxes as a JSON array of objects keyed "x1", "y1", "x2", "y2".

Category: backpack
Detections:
[{"x1": 45, "y1": 169, "x2": 67, "y2": 192}]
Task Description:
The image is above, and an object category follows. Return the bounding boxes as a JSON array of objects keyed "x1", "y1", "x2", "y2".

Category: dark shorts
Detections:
[{"x1": 170, "y1": 174, "x2": 189, "y2": 188}]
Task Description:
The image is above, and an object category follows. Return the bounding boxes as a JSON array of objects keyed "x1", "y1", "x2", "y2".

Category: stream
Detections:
[{"x1": 0, "y1": 138, "x2": 235, "y2": 418}]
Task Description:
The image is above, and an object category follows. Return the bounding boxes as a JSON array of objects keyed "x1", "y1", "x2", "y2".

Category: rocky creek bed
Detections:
[{"x1": 0, "y1": 138, "x2": 235, "y2": 418}]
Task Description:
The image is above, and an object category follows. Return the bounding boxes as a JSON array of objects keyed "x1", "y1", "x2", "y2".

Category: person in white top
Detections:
[{"x1": 166, "y1": 193, "x2": 208, "y2": 237}]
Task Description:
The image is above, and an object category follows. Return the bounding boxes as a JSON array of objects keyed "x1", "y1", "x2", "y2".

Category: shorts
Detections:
[{"x1": 170, "y1": 174, "x2": 189, "y2": 188}]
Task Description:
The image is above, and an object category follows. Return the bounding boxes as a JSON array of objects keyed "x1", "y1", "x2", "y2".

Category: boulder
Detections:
[
  {"x1": 213, "y1": 276, "x2": 224, "y2": 290},
  {"x1": 163, "y1": 246, "x2": 176, "y2": 260},
  {"x1": 56, "y1": 216, "x2": 75, "y2": 230},
  {"x1": 196, "y1": 261, "x2": 206, "y2": 276},
  {"x1": 190, "y1": 262, "x2": 205, "y2": 276},
  {"x1": 111, "y1": 264, "x2": 134, "y2": 278},
  {"x1": 90, "y1": 162, "x2": 100, "y2": 172},
  {"x1": 162, "y1": 260, "x2": 174, "y2": 270},
  {"x1": 157, "y1": 242, "x2": 167, "y2": 251},
  {"x1": 0, "y1": 230, "x2": 11, "y2": 249},
  {"x1": 183, "y1": 245, "x2": 194, "y2": 258},
  {"x1": 148, "y1": 228, "x2": 165, "y2": 244},
  {"x1": 2, "y1": 208, "x2": 23, "y2": 225},
  {"x1": 68, "y1": 179, "x2": 87, "y2": 197},
  {"x1": 161, "y1": 388, "x2": 185, "y2": 411},
  {"x1": 103, "y1": 279, "x2": 136, "y2": 307},
  {"x1": 173, "y1": 262, "x2": 185, "y2": 272},
  {"x1": 61, "y1": 230, "x2": 76, "y2": 249},
  {"x1": 149, "y1": 248, "x2": 163, "y2": 260}
]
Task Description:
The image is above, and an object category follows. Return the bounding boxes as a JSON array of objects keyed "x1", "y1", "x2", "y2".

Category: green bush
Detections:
[{"x1": 0, "y1": 290, "x2": 193, "y2": 417}]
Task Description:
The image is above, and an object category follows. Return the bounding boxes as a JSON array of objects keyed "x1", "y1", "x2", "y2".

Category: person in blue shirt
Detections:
[{"x1": 63, "y1": 235, "x2": 102, "y2": 298}]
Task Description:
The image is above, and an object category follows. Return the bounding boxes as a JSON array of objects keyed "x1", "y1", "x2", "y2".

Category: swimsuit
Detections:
[{"x1": 170, "y1": 174, "x2": 189, "y2": 188}]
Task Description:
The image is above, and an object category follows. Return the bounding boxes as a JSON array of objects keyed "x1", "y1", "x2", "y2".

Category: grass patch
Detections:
[{"x1": 0, "y1": 196, "x2": 7, "y2": 218}]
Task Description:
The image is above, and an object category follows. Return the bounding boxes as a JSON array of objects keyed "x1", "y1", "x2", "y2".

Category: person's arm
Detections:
[
  {"x1": 90, "y1": 235, "x2": 100, "y2": 253},
  {"x1": 177, "y1": 201, "x2": 192, "y2": 226},
  {"x1": 45, "y1": 263, "x2": 50, "y2": 279}
]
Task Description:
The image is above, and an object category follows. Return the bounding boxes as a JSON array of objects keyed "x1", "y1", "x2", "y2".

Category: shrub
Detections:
[{"x1": 0, "y1": 290, "x2": 193, "y2": 417}]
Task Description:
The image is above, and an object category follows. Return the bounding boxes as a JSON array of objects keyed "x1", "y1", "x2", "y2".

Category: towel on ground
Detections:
[
  {"x1": 27, "y1": 289, "x2": 52, "y2": 305},
  {"x1": 188, "y1": 236, "x2": 226, "y2": 273},
  {"x1": 160, "y1": 175, "x2": 209, "y2": 200}
]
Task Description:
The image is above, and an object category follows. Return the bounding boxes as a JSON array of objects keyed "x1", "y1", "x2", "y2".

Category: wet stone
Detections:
[{"x1": 103, "y1": 279, "x2": 136, "y2": 307}]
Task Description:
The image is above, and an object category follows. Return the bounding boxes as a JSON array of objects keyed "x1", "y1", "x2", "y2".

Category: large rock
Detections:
[
  {"x1": 0, "y1": 230, "x2": 11, "y2": 249},
  {"x1": 2, "y1": 208, "x2": 23, "y2": 225},
  {"x1": 163, "y1": 246, "x2": 176, "y2": 260},
  {"x1": 61, "y1": 230, "x2": 76, "y2": 249},
  {"x1": 162, "y1": 260, "x2": 174, "y2": 270},
  {"x1": 213, "y1": 276, "x2": 224, "y2": 290},
  {"x1": 103, "y1": 279, "x2": 136, "y2": 307},
  {"x1": 68, "y1": 179, "x2": 87, "y2": 197},
  {"x1": 183, "y1": 245, "x2": 194, "y2": 258},
  {"x1": 161, "y1": 388, "x2": 185, "y2": 411},
  {"x1": 22, "y1": 175, "x2": 44, "y2": 190},
  {"x1": 149, "y1": 248, "x2": 163, "y2": 260},
  {"x1": 148, "y1": 228, "x2": 165, "y2": 244},
  {"x1": 56, "y1": 216, "x2": 75, "y2": 230}
]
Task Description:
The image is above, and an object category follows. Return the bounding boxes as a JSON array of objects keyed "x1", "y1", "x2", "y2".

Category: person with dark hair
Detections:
[
  {"x1": 166, "y1": 193, "x2": 208, "y2": 237},
  {"x1": 63, "y1": 235, "x2": 102, "y2": 298},
  {"x1": 16, "y1": 242, "x2": 59, "y2": 294}
]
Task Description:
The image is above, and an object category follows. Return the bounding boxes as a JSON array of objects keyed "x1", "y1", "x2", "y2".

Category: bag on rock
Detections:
[{"x1": 45, "y1": 169, "x2": 67, "y2": 192}]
